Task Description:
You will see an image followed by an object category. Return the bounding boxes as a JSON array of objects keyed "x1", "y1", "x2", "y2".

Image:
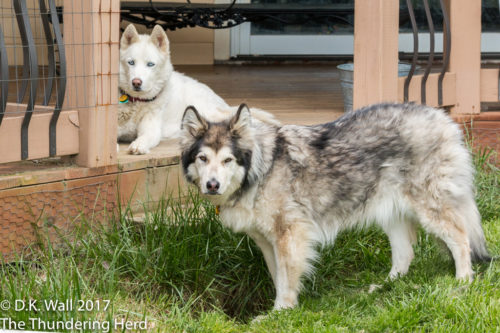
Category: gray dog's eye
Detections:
[
  {"x1": 224, "y1": 158, "x2": 233, "y2": 164},
  {"x1": 199, "y1": 156, "x2": 207, "y2": 162},
  {"x1": 128, "y1": 60, "x2": 135, "y2": 66}
]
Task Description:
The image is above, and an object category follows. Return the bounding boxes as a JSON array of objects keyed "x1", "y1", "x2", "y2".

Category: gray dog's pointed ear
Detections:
[
  {"x1": 121, "y1": 24, "x2": 139, "y2": 49},
  {"x1": 229, "y1": 104, "x2": 251, "y2": 135},
  {"x1": 150, "y1": 25, "x2": 170, "y2": 54},
  {"x1": 182, "y1": 106, "x2": 208, "y2": 138}
]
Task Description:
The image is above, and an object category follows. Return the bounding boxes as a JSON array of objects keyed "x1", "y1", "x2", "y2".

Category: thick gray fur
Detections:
[{"x1": 180, "y1": 102, "x2": 491, "y2": 310}]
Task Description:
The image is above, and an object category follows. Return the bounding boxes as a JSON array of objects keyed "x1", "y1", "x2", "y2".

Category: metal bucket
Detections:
[{"x1": 337, "y1": 63, "x2": 415, "y2": 112}]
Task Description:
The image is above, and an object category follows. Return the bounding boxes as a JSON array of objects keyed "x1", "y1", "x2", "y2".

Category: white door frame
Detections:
[
  {"x1": 230, "y1": 28, "x2": 500, "y2": 56},
  {"x1": 228, "y1": 2, "x2": 500, "y2": 57},
  {"x1": 230, "y1": 22, "x2": 356, "y2": 56}
]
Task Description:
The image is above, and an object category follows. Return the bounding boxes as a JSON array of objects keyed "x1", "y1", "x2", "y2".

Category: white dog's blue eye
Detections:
[
  {"x1": 147, "y1": 62, "x2": 155, "y2": 67},
  {"x1": 128, "y1": 60, "x2": 135, "y2": 66}
]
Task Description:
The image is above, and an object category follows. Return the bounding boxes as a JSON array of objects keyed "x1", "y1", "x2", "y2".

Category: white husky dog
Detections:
[{"x1": 118, "y1": 24, "x2": 230, "y2": 154}]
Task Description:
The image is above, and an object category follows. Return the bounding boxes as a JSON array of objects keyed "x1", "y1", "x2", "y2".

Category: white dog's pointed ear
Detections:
[
  {"x1": 229, "y1": 104, "x2": 251, "y2": 134},
  {"x1": 121, "y1": 24, "x2": 139, "y2": 49},
  {"x1": 182, "y1": 106, "x2": 208, "y2": 138},
  {"x1": 150, "y1": 25, "x2": 169, "y2": 54}
]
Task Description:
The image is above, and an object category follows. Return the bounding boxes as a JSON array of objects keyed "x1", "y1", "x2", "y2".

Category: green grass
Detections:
[{"x1": 0, "y1": 150, "x2": 498, "y2": 332}]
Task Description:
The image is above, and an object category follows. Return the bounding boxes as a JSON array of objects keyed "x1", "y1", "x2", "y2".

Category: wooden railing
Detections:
[
  {"x1": 353, "y1": 0, "x2": 500, "y2": 114},
  {"x1": 1, "y1": 0, "x2": 498, "y2": 168},
  {"x1": 63, "y1": 0, "x2": 119, "y2": 167},
  {"x1": 0, "y1": 0, "x2": 119, "y2": 168}
]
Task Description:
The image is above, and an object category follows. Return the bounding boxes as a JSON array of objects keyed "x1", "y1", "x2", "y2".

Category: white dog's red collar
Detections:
[{"x1": 119, "y1": 90, "x2": 159, "y2": 103}]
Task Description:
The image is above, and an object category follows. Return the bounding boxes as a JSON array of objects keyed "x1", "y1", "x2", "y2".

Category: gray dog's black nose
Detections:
[{"x1": 206, "y1": 180, "x2": 220, "y2": 193}]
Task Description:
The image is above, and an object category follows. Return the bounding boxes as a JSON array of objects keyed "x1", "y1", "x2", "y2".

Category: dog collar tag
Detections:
[
  {"x1": 215, "y1": 206, "x2": 220, "y2": 215},
  {"x1": 119, "y1": 94, "x2": 129, "y2": 104}
]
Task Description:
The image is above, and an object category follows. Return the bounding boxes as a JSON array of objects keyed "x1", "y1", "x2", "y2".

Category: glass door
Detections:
[
  {"x1": 230, "y1": 0, "x2": 355, "y2": 56},
  {"x1": 398, "y1": 0, "x2": 500, "y2": 54},
  {"x1": 230, "y1": 0, "x2": 500, "y2": 57}
]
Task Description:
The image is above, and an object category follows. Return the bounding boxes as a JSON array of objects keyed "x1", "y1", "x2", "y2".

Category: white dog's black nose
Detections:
[
  {"x1": 206, "y1": 180, "x2": 220, "y2": 194},
  {"x1": 132, "y1": 78, "x2": 142, "y2": 89}
]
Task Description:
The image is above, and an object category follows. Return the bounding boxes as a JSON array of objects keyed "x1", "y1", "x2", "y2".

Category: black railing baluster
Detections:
[
  {"x1": 0, "y1": 26, "x2": 8, "y2": 125},
  {"x1": 14, "y1": 0, "x2": 39, "y2": 160},
  {"x1": 39, "y1": 0, "x2": 55, "y2": 106},
  {"x1": 15, "y1": 6, "x2": 29, "y2": 103},
  {"x1": 421, "y1": 0, "x2": 435, "y2": 105},
  {"x1": 438, "y1": 0, "x2": 451, "y2": 106},
  {"x1": 404, "y1": 0, "x2": 419, "y2": 103},
  {"x1": 47, "y1": 0, "x2": 66, "y2": 157}
]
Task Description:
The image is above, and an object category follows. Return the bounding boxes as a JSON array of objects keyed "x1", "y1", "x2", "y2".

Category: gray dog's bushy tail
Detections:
[{"x1": 463, "y1": 202, "x2": 492, "y2": 262}]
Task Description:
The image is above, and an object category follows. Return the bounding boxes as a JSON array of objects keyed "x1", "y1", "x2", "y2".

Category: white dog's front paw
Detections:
[{"x1": 128, "y1": 138, "x2": 151, "y2": 155}]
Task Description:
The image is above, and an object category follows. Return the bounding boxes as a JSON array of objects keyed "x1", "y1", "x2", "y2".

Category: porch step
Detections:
[{"x1": 0, "y1": 139, "x2": 184, "y2": 258}]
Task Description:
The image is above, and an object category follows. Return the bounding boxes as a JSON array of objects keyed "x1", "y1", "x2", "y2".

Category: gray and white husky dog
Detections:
[{"x1": 180, "y1": 102, "x2": 491, "y2": 310}]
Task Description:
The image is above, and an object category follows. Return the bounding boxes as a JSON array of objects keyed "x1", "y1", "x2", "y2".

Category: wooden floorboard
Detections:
[
  {"x1": 118, "y1": 64, "x2": 346, "y2": 163},
  {"x1": 5, "y1": 64, "x2": 347, "y2": 177},
  {"x1": 6, "y1": 64, "x2": 346, "y2": 125},
  {"x1": 178, "y1": 64, "x2": 346, "y2": 125}
]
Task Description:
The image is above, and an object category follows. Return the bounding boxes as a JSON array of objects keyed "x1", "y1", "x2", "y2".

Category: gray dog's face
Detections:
[{"x1": 180, "y1": 105, "x2": 253, "y2": 203}]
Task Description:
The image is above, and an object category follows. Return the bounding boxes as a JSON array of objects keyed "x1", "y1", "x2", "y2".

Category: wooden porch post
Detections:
[
  {"x1": 446, "y1": 0, "x2": 482, "y2": 115},
  {"x1": 353, "y1": 0, "x2": 400, "y2": 110},
  {"x1": 63, "y1": 0, "x2": 119, "y2": 168}
]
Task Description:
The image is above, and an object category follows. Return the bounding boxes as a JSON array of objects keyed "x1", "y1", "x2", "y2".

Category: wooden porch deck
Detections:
[
  {"x1": 0, "y1": 65, "x2": 346, "y2": 256},
  {"x1": 4, "y1": 64, "x2": 345, "y2": 177},
  {"x1": 118, "y1": 64, "x2": 345, "y2": 167},
  {"x1": 179, "y1": 64, "x2": 345, "y2": 124}
]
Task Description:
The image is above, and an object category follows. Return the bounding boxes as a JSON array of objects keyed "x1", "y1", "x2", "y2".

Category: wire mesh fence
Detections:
[{"x1": 0, "y1": 0, "x2": 118, "y2": 166}]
